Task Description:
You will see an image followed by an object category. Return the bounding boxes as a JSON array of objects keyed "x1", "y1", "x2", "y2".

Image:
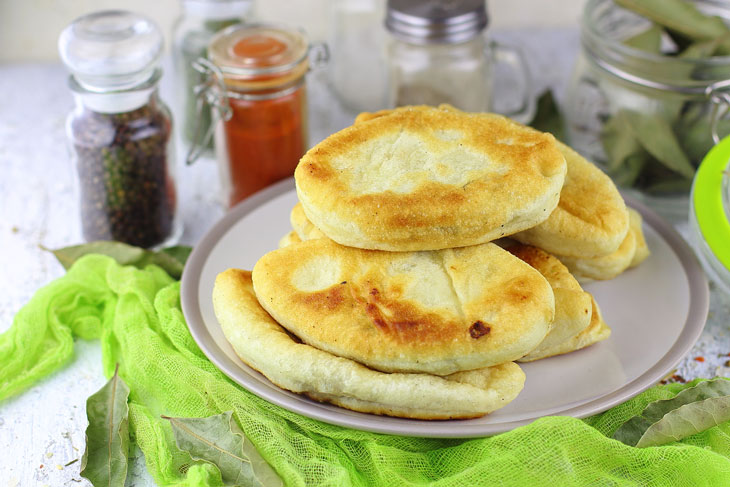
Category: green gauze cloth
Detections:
[{"x1": 2, "y1": 254, "x2": 730, "y2": 486}]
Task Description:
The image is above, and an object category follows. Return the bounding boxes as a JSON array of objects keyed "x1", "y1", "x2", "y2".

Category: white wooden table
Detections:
[{"x1": 2, "y1": 29, "x2": 729, "y2": 485}]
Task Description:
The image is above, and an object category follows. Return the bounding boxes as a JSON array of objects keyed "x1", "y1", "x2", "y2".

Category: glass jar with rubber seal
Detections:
[
  {"x1": 187, "y1": 23, "x2": 328, "y2": 208},
  {"x1": 690, "y1": 134, "x2": 730, "y2": 294}
]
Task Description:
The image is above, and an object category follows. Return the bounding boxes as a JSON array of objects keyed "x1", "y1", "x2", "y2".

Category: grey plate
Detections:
[{"x1": 181, "y1": 178, "x2": 709, "y2": 438}]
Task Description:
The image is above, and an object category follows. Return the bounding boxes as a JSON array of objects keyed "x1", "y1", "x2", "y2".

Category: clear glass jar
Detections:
[
  {"x1": 384, "y1": 0, "x2": 534, "y2": 122},
  {"x1": 690, "y1": 135, "x2": 730, "y2": 294},
  {"x1": 172, "y1": 0, "x2": 254, "y2": 149},
  {"x1": 327, "y1": 0, "x2": 388, "y2": 113},
  {"x1": 190, "y1": 23, "x2": 327, "y2": 208},
  {"x1": 565, "y1": 0, "x2": 730, "y2": 222},
  {"x1": 59, "y1": 11, "x2": 181, "y2": 248}
]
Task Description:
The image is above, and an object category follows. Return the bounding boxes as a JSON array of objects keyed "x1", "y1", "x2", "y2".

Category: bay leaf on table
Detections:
[
  {"x1": 529, "y1": 90, "x2": 566, "y2": 141},
  {"x1": 613, "y1": 379, "x2": 730, "y2": 447},
  {"x1": 623, "y1": 24, "x2": 664, "y2": 53},
  {"x1": 615, "y1": 0, "x2": 729, "y2": 42},
  {"x1": 163, "y1": 411, "x2": 282, "y2": 487},
  {"x1": 45, "y1": 241, "x2": 193, "y2": 279},
  {"x1": 80, "y1": 364, "x2": 130, "y2": 487}
]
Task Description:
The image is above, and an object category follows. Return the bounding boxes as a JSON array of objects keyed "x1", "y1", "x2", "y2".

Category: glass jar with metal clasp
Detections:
[
  {"x1": 565, "y1": 0, "x2": 730, "y2": 223},
  {"x1": 186, "y1": 23, "x2": 328, "y2": 208}
]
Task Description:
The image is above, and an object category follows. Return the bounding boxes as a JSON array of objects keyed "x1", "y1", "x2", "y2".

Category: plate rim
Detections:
[{"x1": 181, "y1": 177, "x2": 710, "y2": 438}]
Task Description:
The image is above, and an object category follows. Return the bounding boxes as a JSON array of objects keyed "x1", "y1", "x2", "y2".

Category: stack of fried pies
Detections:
[{"x1": 212, "y1": 105, "x2": 649, "y2": 420}]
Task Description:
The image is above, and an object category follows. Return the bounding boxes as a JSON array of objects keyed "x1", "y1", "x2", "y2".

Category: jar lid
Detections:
[
  {"x1": 208, "y1": 23, "x2": 309, "y2": 89},
  {"x1": 58, "y1": 10, "x2": 163, "y2": 92},
  {"x1": 385, "y1": 0, "x2": 488, "y2": 45},
  {"x1": 692, "y1": 136, "x2": 730, "y2": 272}
]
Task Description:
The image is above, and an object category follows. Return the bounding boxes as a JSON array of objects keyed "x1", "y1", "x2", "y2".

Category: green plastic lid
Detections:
[{"x1": 692, "y1": 135, "x2": 730, "y2": 271}]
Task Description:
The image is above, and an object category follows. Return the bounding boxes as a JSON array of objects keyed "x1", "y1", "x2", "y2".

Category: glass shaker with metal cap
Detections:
[
  {"x1": 189, "y1": 23, "x2": 327, "y2": 208},
  {"x1": 59, "y1": 10, "x2": 180, "y2": 248},
  {"x1": 385, "y1": 0, "x2": 534, "y2": 122}
]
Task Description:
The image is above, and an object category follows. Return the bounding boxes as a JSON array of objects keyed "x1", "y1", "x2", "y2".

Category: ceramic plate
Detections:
[{"x1": 181, "y1": 178, "x2": 709, "y2": 438}]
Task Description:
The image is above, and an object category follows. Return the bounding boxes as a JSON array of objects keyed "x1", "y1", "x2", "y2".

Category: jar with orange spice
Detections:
[{"x1": 189, "y1": 23, "x2": 327, "y2": 208}]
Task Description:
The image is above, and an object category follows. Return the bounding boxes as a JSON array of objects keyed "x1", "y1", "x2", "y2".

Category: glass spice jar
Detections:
[
  {"x1": 172, "y1": 0, "x2": 254, "y2": 149},
  {"x1": 384, "y1": 0, "x2": 534, "y2": 122},
  {"x1": 59, "y1": 11, "x2": 181, "y2": 248},
  {"x1": 188, "y1": 23, "x2": 328, "y2": 208},
  {"x1": 564, "y1": 0, "x2": 730, "y2": 222}
]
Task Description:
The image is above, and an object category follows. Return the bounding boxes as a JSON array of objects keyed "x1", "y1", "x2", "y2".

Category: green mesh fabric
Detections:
[{"x1": 2, "y1": 254, "x2": 730, "y2": 486}]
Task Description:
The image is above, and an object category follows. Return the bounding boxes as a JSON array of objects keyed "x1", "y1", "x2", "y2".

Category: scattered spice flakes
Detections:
[
  {"x1": 660, "y1": 373, "x2": 687, "y2": 385},
  {"x1": 56, "y1": 465, "x2": 63, "y2": 471},
  {"x1": 11, "y1": 226, "x2": 19, "y2": 234},
  {"x1": 694, "y1": 356, "x2": 706, "y2": 362}
]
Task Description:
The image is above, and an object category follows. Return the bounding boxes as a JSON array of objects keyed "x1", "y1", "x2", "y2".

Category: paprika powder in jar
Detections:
[{"x1": 205, "y1": 24, "x2": 315, "y2": 208}]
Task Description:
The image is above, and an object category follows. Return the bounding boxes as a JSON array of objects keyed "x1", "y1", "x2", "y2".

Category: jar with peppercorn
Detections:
[
  {"x1": 59, "y1": 10, "x2": 181, "y2": 248},
  {"x1": 187, "y1": 23, "x2": 328, "y2": 208}
]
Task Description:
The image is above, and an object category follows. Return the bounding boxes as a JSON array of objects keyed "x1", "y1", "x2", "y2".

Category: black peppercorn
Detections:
[{"x1": 69, "y1": 93, "x2": 177, "y2": 248}]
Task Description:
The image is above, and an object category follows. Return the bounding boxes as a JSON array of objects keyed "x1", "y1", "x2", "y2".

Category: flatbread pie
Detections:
[
  {"x1": 252, "y1": 238, "x2": 554, "y2": 375},
  {"x1": 213, "y1": 269, "x2": 525, "y2": 419},
  {"x1": 513, "y1": 141, "x2": 629, "y2": 258},
  {"x1": 295, "y1": 105, "x2": 566, "y2": 251}
]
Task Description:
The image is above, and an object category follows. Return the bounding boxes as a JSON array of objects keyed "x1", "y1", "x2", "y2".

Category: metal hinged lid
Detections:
[{"x1": 385, "y1": 0, "x2": 488, "y2": 45}]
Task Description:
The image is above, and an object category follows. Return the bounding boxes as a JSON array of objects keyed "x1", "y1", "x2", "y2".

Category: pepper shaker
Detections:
[{"x1": 59, "y1": 10, "x2": 181, "y2": 248}]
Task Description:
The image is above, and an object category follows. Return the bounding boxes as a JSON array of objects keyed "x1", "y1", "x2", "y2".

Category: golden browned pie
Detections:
[
  {"x1": 252, "y1": 237, "x2": 555, "y2": 375},
  {"x1": 213, "y1": 269, "x2": 525, "y2": 419},
  {"x1": 294, "y1": 105, "x2": 566, "y2": 251}
]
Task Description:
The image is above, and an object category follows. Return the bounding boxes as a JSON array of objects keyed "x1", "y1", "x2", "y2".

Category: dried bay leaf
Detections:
[
  {"x1": 624, "y1": 24, "x2": 664, "y2": 53},
  {"x1": 613, "y1": 153, "x2": 649, "y2": 187},
  {"x1": 163, "y1": 411, "x2": 282, "y2": 487},
  {"x1": 81, "y1": 364, "x2": 130, "y2": 487},
  {"x1": 679, "y1": 32, "x2": 730, "y2": 59},
  {"x1": 600, "y1": 111, "x2": 652, "y2": 187},
  {"x1": 615, "y1": 0, "x2": 729, "y2": 42},
  {"x1": 622, "y1": 110, "x2": 696, "y2": 179},
  {"x1": 159, "y1": 245, "x2": 194, "y2": 268},
  {"x1": 613, "y1": 379, "x2": 730, "y2": 447},
  {"x1": 529, "y1": 90, "x2": 566, "y2": 141},
  {"x1": 601, "y1": 110, "x2": 644, "y2": 173},
  {"x1": 45, "y1": 241, "x2": 193, "y2": 279}
]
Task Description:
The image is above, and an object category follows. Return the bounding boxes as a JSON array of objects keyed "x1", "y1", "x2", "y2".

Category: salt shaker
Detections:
[
  {"x1": 385, "y1": 0, "x2": 534, "y2": 122},
  {"x1": 59, "y1": 11, "x2": 181, "y2": 248}
]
